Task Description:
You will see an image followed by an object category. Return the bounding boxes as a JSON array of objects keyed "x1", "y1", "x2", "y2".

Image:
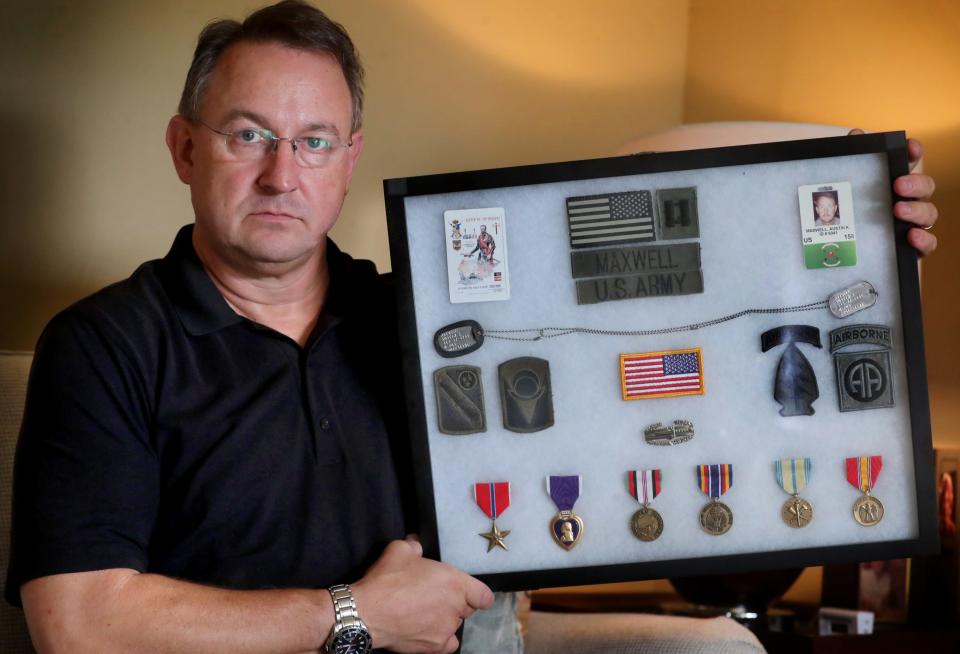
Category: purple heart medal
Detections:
[{"x1": 547, "y1": 475, "x2": 584, "y2": 550}]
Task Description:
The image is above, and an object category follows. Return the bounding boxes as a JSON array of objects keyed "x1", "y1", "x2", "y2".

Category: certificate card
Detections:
[{"x1": 384, "y1": 132, "x2": 936, "y2": 591}]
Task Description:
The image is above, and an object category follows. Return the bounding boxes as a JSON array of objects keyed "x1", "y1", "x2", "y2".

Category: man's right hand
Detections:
[{"x1": 351, "y1": 537, "x2": 494, "y2": 654}]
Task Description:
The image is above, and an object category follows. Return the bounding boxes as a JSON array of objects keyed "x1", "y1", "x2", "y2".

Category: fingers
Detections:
[
  {"x1": 907, "y1": 228, "x2": 938, "y2": 257},
  {"x1": 894, "y1": 173, "x2": 935, "y2": 200},
  {"x1": 907, "y1": 137, "x2": 924, "y2": 171},
  {"x1": 848, "y1": 127, "x2": 865, "y2": 136},
  {"x1": 464, "y1": 579, "x2": 494, "y2": 611},
  {"x1": 442, "y1": 634, "x2": 460, "y2": 654},
  {"x1": 894, "y1": 200, "x2": 938, "y2": 229},
  {"x1": 403, "y1": 534, "x2": 423, "y2": 557}
]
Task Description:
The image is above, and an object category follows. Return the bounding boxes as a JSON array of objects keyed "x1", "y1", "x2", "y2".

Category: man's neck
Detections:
[{"x1": 194, "y1": 239, "x2": 330, "y2": 348}]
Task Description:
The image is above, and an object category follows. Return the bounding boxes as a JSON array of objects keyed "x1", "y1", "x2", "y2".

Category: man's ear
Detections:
[
  {"x1": 166, "y1": 115, "x2": 195, "y2": 184},
  {"x1": 342, "y1": 130, "x2": 364, "y2": 189}
]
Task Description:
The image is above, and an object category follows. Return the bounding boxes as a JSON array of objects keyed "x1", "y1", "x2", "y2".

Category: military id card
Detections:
[
  {"x1": 444, "y1": 207, "x2": 510, "y2": 303},
  {"x1": 797, "y1": 181, "x2": 856, "y2": 269}
]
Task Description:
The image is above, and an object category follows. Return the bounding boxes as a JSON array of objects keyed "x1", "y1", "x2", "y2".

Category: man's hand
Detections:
[
  {"x1": 850, "y1": 129, "x2": 938, "y2": 256},
  {"x1": 352, "y1": 537, "x2": 494, "y2": 654}
]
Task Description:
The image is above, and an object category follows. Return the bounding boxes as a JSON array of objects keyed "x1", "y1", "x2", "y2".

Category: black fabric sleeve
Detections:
[{"x1": 5, "y1": 309, "x2": 160, "y2": 607}]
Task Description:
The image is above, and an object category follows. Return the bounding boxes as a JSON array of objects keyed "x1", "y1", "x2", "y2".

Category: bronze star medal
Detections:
[
  {"x1": 474, "y1": 482, "x2": 511, "y2": 552},
  {"x1": 479, "y1": 521, "x2": 511, "y2": 552}
]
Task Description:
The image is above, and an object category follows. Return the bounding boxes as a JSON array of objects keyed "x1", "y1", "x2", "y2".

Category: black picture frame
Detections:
[{"x1": 383, "y1": 131, "x2": 937, "y2": 591}]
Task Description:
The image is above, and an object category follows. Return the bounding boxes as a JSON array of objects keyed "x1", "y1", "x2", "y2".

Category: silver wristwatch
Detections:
[{"x1": 324, "y1": 584, "x2": 372, "y2": 654}]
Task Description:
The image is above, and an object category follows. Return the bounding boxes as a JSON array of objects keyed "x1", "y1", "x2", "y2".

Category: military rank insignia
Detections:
[
  {"x1": 620, "y1": 348, "x2": 704, "y2": 400},
  {"x1": 846, "y1": 456, "x2": 884, "y2": 526},
  {"x1": 829, "y1": 324, "x2": 894, "y2": 411},
  {"x1": 498, "y1": 357, "x2": 554, "y2": 432},
  {"x1": 434, "y1": 365, "x2": 485, "y2": 435},
  {"x1": 776, "y1": 458, "x2": 814, "y2": 528},
  {"x1": 627, "y1": 469, "x2": 663, "y2": 542},
  {"x1": 761, "y1": 325, "x2": 821, "y2": 416},
  {"x1": 547, "y1": 475, "x2": 583, "y2": 550},
  {"x1": 474, "y1": 482, "x2": 511, "y2": 552},
  {"x1": 697, "y1": 464, "x2": 733, "y2": 535}
]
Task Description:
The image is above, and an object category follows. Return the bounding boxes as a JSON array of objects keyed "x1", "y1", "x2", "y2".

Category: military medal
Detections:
[
  {"x1": 846, "y1": 456, "x2": 884, "y2": 526},
  {"x1": 474, "y1": 482, "x2": 511, "y2": 551},
  {"x1": 776, "y1": 458, "x2": 813, "y2": 528},
  {"x1": 697, "y1": 464, "x2": 733, "y2": 535},
  {"x1": 627, "y1": 469, "x2": 663, "y2": 541},
  {"x1": 547, "y1": 475, "x2": 583, "y2": 550}
]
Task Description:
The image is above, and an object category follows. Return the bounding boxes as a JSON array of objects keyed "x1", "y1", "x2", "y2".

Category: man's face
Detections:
[
  {"x1": 815, "y1": 196, "x2": 838, "y2": 224},
  {"x1": 174, "y1": 41, "x2": 362, "y2": 271}
]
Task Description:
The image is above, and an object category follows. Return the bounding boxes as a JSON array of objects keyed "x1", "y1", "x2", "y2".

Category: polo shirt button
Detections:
[{"x1": 319, "y1": 417, "x2": 331, "y2": 431}]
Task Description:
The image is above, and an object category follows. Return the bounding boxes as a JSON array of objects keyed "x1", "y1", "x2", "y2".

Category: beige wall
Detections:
[
  {"x1": 0, "y1": 0, "x2": 690, "y2": 350},
  {"x1": 684, "y1": 0, "x2": 960, "y2": 446}
]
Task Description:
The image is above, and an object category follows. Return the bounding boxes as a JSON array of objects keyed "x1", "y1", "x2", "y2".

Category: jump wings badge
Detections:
[
  {"x1": 846, "y1": 456, "x2": 884, "y2": 526},
  {"x1": 628, "y1": 469, "x2": 663, "y2": 541},
  {"x1": 547, "y1": 475, "x2": 583, "y2": 550},
  {"x1": 474, "y1": 482, "x2": 511, "y2": 552},
  {"x1": 829, "y1": 324, "x2": 894, "y2": 412},
  {"x1": 697, "y1": 464, "x2": 733, "y2": 535},
  {"x1": 776, "y1": 458, "x2": 813, "y2": 528}
]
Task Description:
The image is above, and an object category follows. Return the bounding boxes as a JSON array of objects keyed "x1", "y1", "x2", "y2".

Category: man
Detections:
[
  {"x1": 468, "y1": 225, "x2": 496, "y2": 262},
  {"x1": 6, "y1": 3, "x2": 492, "y2": 653},
  {"x1": 4, "y1": 2, "x2": 939, "y2": 654},
  {"x1": 813, "y1": 191, "x2": 841, "y2": 226}
]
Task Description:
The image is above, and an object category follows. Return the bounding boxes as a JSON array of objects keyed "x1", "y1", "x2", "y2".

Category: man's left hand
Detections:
[{"x1": 850, "y1": 128, "x2": 938, "y2": 256}]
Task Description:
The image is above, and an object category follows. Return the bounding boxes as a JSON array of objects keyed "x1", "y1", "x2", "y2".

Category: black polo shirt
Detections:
[{"x1": 5, "y1": 225, "x2": 414, "y2": 606}]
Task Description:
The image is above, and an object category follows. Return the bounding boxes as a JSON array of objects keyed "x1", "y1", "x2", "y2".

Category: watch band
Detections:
[
  {"x1": 325, "y1": 584, "x2": 371, "y2": 653},
  {"x1": 329, "y1": 584, "x2": 362, "y2": 628}
]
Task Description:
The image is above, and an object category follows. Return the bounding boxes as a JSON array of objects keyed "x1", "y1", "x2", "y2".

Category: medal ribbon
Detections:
[
  {"x1": 628, "y1": 469, "x2": 662, "y2": 505},
  {"x1": 845, "y1": 456, "x2": 882, "y2": 493},
  {"x1": 546, "y1": 475, "x2": 581, "y2": 512},
  {"x1": 474, "y1": 482, "x2": 510, "y2": 519},
  {"x1": 775, "y1": 458, "x2": 811, "y2": 495},
  {"x1": 697, "y1": 464, "x2": 732, "y2": 499}
]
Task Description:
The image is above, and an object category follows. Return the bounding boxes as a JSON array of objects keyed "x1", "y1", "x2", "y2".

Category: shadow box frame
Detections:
[{"x1": 383, "y1": 131, "x2": 938, "y2": 592}]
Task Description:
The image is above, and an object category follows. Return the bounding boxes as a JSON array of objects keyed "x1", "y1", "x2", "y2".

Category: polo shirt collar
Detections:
[{"x1": 160, "y1": 224, "x2": 356, "y2": 337}]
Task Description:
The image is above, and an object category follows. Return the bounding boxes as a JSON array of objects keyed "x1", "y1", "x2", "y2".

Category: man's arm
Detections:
[{"x1": 20, "y1": 538, "x2": 493, "y2": 654}]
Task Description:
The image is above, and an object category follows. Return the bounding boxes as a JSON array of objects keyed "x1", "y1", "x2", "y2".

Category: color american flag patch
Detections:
[
  {"x1": 620, "y1": 348, "x2": 705, "y2": 400},
  {"x1": 566, "y1": 190, "x2": 654, "y2": 248}
]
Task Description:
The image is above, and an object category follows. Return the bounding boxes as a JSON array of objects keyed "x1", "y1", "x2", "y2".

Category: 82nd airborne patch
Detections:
[{"x1": 829, "y1": 324, "x2": 894, "y2": 412}]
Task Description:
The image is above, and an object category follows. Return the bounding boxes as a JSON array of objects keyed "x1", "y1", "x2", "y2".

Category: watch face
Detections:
[{"x1": 333, "y1": 626, "x2": 371, "y2": 654}]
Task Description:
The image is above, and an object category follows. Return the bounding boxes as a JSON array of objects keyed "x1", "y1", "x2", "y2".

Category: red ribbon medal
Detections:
[
  {"x1": 474, "y1": 482, "x2": 511, "y2": 551},
  {"x1": 845, "y1": 456, "x2": 885, "y2": 526}
]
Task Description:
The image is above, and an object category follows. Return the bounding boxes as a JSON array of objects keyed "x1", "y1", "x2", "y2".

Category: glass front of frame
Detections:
[{"x1": 385, "y1": 133, "x2": 936, "y2": 590}]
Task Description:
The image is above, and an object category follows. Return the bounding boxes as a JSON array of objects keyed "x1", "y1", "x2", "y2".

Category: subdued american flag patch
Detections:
[{"x1": 566, "y1": 190, "x2": 655, "y2": 249}]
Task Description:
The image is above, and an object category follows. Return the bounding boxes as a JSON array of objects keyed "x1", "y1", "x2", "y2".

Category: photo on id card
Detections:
[{"x1": 797, "y1": 181, "x2": 857, "y2": 269}]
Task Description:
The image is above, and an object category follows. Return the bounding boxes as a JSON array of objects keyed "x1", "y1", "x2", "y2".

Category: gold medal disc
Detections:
[
  {"x1": 699, "y1": 500, "x2": 733, "y2": 535},
  {"x1": 853, "y1": 493, "x2": 884, "y2": 526},
  {"x1": 630, "y1": 506, "x2": 664, "y2": 541},
  {"x1": 780, "y1": 496, "x2": 813, "y2": 528}
]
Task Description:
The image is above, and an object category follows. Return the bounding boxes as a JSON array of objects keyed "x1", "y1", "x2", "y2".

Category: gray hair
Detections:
[{"x1": 177, "y1": 0, "x2": 364, "y2": 133}]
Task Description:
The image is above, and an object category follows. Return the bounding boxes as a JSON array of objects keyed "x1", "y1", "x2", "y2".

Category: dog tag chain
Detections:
[{"x1": 433, "y1": 282, "x2": 878, "y2": 357}]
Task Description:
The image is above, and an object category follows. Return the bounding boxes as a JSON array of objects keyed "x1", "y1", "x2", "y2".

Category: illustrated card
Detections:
[
  {"x1": 444, "y1": 207, "x2": 510, "y2": 303},
  {"x1": 797, "y1": 181, "x2": 857, "y2": 269}
]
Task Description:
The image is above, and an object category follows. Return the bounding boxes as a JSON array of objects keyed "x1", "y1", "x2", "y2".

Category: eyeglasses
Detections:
[{"x1": 197, "y1": 120, "x2": 352, "y2": 169}]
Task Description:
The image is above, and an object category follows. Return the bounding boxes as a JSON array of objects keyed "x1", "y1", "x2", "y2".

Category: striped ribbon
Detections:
[
  {"x1": 628, "y1": 469, "x2": 662, "y2": 505},
  {"x1": 697, "y1": 464, "x2": 732, "y2": 499},
  {"x1": 474, "y1": 482, "x2": 510, "y2": 519},
  {"x1": 845, "y1": 456, "x2": 883, "y2": 493},
  {"x1": 775, "y1": 458, "x2": 811, "y2": 495}
]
